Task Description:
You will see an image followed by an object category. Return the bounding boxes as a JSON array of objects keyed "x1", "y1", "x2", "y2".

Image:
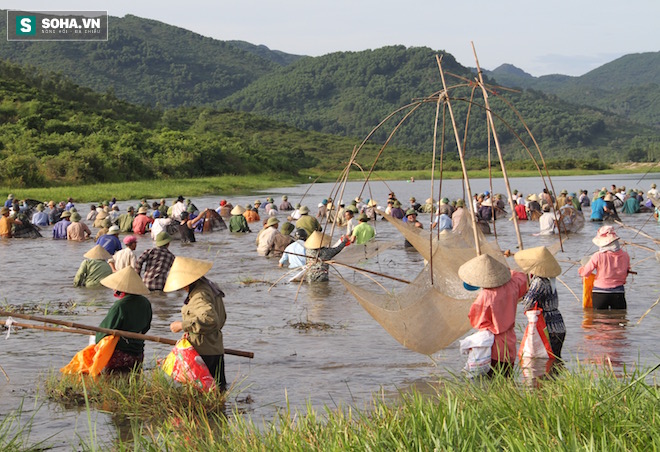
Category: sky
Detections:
[{"x1": 5, "y1": 0, "x2": 660, "y2": 77}]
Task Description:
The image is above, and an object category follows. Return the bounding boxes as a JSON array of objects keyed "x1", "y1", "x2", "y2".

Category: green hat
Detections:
[
  {"x1": 358, "y1": 213, "x2": 369, "y2": 222},
  {"x1": 156, "y1": 231, "x2": 172, "y2": 246},
  {"x1": 405, "y1": 208, "x2": 417, "y2": 216},
  {"x1": 282, "y1": 195, "x2": 288, "y2": 201},
  {"x1": 36, "y1": 203, "x2": 45, "y2": 211},
  {"x1": 598, "y1": 190, "x2": 607, "y2": 198},
  {"x1": 266, "y1": 216, "x2": 279, "y2": 227},
  {"x1": 60, "y1": 211, "x2": 71, "y2": 218},
  {"x1": 456, "y1": 199, "x2": 465, "y2": 207},
  {"x1": 281, "y1": 222, "x2": 295, "y2": 235},
  {"x1": 70, "y1": 212, "x2": 81, "y2": 222}
]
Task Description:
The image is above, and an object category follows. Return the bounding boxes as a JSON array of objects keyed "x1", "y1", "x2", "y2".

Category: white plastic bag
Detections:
[{"x1": 459, "y1": 329, "x2": 494, "y2": 376}]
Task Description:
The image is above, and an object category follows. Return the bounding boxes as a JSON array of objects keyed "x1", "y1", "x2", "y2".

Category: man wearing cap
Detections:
[
  {"x1": 217, "y1": 200, "x2": 231, "y2": 218},
  {"x1": 178, "y1": 210, "x2": 208, "y2": 243},
  {"x1": 95, "y1": 266, "x2": 152, "y2": 372},
  {"x1": 459, "y1": 254, "x2": 527, "y2": 376},
  {"x1": 135, "y1": 231, "x2": 175, "y2": 291},
  {"x1": 47, "y1": 201, "x2": 61, "y2": 225},
  {"x1": 132, "y1": 206, "x2": 154, "y2": 235},
  {"x1": 647, "y1": 183, "x2": 658, "y2": 200},
  {"x1": 279, "y1": 195, "x2": 294, "y2": 211},
  {"x1": 295, "y1": 206, "x2": 321, "y2": 237},
  {"x1": 67, "y1": 212, "x2": 92, "y2": 241},
  {"x1": 538, "y1": 204, "x2": 556, "y2": 235},
  {"x1": 243, "y1": 204, "x2": 260, "y2": 223},
  {"x1": 364, "y1": 199, "x2": 378, "y2": 221},
  {"x1": 556, "y1": 190, "x2": 569, "y2": 208},
  {"x1": 268, "y1": 222, "x2": 295, "y2": 258},
  {"x1": 52, "y1": 211, "x2": 71, "y2": 239},
  {"x1": 110, "y1": 235, "x2": 138, "y2": 272},
  {"x1": 343, "y1": 210, "x2": 357, "y2": 237},
  {"x1": 403, "y1": 209, "x2": 423, "y2": 248},
  {"x1": 96, "y1": 225, "x2": 123, "y2": 255},
  {"x1": 409, "y1": 197, "x2": 421, "y2": 213},
  {"x1": 350, "y1": 213, "x2": 375, "y2": 245},
  {"x1": 590, "y1": 191, "x2": 607, "y2": 222},
  {"x1": 279, "y1": 228, "x2": 307, "y2": 268},
  {"x1": 4, "y1": 194, "x2": 14, "y2": 208},
  {"x1": 166, "y1": 257, "x2": 227, "y2": 389},
  {"x1": 86, "y1": 204, "x2": 98, "y2": 222},
  {"x1": 438, "y1": 198, "x2": 454, "y2": 217},
  {"x1": 118, "y1": 206, "x2": 136, "y2": 233},
  {"x1": 170, "y1": 196, "x2": 186, "y2": 220},
  {"x1": 450, "y1": 200, "x2": 466, "y2": 231},
  {"x1": 0, "y1": 206, "x2": 22, "y2": 238},
  {"x1": 229, "y1": 205, "x2": 250, "y2": 233},
  {"x1": 622, "y1": 190, "x2": 640, "y2": 214},
  {"x1": 31, "y1": 204, "x2": 49, "y2": 227},
  {"x1": 74, "y1": 245, "x2": 113, "y2": 287},
  {"x1": 579, "y1": 190, "x2": 590, "y2": 208},
  {"x1": 256, "y1": 217, "x2": 281, "y2": 256},
  {"x1": 579, "y1": 226, "x2": 631, "y2": 310},
  {"x1": 304, "y1": 231, "x2": 350, "y2": 282},
  {"x1": 390, "y1": 200, "x2": 405, "y2": 220}
]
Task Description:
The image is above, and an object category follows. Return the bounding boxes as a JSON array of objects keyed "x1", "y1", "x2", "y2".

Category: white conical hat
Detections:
[
  {"x1": 458, "y1": 254, "x2": 511, "y2": 289},
  {"x1": 100, "y1": 266, "x2": 150, "y2": 295},
  {"x1": 514, "y1": 246, "x2": 561, "y2": 278},
  {"x1": 163, "y1": 257, "x2": 213, "y2": 292},
  {"x1": 83, "y1": 244, "x2": 112, "y2": 260}
]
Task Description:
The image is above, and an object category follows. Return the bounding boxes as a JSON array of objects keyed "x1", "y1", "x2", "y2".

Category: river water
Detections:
[{"x1": 1, "y1": 174, "x2": 659, "y2": 448}]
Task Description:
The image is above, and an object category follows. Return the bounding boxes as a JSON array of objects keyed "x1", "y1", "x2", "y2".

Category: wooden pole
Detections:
[
  {"x1": 435, "y1": 55, "x2": 482, "y2": 255},
  {"x1": 4, "y1": 320, "x2": 91, "y2": 335},
  {"x1": 471, "y1": 42, "x2": 524, "y2": 253},
  {"x1": 0, "y1": 311, "x2": 254, "y2": 359}
]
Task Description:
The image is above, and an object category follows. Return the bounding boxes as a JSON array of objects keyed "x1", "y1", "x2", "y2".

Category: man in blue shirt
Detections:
[{"x1": 590, "y1": 190, "x2": 606, "y2": 221}]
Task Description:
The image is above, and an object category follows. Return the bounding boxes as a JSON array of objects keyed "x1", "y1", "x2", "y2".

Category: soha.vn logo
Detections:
[{"x1": 15, "y1": 15, "x2": 36, "y2": 35}]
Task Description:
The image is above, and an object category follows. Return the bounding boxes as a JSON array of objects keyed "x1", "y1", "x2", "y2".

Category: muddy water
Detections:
[{"x1": 1, "y1": 174, "x2": 659, "y2": 448}]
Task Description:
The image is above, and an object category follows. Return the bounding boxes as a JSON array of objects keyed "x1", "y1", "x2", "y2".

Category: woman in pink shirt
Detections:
[
  {"x1": 459, "y1": 254, "x2": 528, "y2": 377},
  {"x1": 579, "y1": 226, "x2": 631, "y2": 309}
]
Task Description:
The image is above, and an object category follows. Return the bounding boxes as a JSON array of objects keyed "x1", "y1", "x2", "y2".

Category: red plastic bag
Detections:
[
  {"x1": 518, "y1": 307, "x2": 553, "y2": 360},
  {"x1": 161, "y1": 336, "x2": 216, "y2": 392}
]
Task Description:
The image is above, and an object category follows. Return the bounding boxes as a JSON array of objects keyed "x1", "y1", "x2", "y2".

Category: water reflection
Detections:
[{"x1": 581, "y1": 309, "x2": 630, "y2": 368}]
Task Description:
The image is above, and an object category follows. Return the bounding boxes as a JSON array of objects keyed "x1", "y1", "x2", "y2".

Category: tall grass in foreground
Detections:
[{"x1": 115, "y1": 365, "x2": 659, "y2": 451}]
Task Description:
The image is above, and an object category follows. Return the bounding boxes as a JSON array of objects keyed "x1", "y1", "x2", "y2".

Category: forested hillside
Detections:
[
  {"x1": 0, "y1": 60, "x2": 403, "y2": 188},
  {"x1": 487, "y1": 52, "x2": 660, "y2": 127},
  {"x1": 221, "y1": 46, "x2": 660, "y2": 161},
  {"x1": 0, "y1": 12, "x2": 294, "y2": 107}
]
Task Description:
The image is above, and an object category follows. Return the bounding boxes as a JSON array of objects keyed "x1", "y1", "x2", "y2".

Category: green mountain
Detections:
[
  {"x1": 0, "y1": 60, "x2": 403, "y2": 188},
  {"x1": 0, "y1": 12, "x2": 298, "y2": 107},
  {"x1": 486, "y1": 52, "x2": 660, "y2": 127},
  {"x1": 220, "y1": 45, "x2": 660, "y2": 161}
]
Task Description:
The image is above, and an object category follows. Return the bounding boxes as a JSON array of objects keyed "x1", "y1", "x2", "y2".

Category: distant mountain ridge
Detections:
[
  {"x1": 0, "y1": 10, "x2": 658, "y2": 163},
  {"x1": 485, "y1": 52, "x2": 660, "y2": 127}
]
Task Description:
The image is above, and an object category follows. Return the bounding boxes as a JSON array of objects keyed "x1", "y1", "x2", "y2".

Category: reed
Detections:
[
  {"x1": 44, "y1": 367, "x2": 229, "y2": 422},
  {"x1": 118, "y1": 364, "x2": 659, "y2": 450},
  {"x1": 28, "y1": 363, "x2": 660, "y2": 450}
]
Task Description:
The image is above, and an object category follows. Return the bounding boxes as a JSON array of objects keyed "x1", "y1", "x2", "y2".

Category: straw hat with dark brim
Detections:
[
  {"x1": 528, "y1": 194, "x2": 540, "y2": 202},
  {"x1": 83, "y1": 244, "x2": 112, "y2": 260},
  {"x1": 163, "y1": 257, "x2": 213, "y2": 293},
  {"x1": 481, "y1": 199, "x2": 493, "y2": 207},
  {"x1": 304, "y1": 231, "x2": 331, "y2": 250},
  {"x1": 231, "y1": 205, "x2": 246, "y2": 215},
  {"x1": 101, "y1": 266, "x2": 150, "y2": 295},
  {"x1": 458, "y1": 254, "x2": 511, "y2": 289},
  {"x1": 514, "y1": 246, "x2": 561, "y2": 278}
]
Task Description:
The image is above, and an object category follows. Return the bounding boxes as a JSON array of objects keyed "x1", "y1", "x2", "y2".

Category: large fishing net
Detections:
[{"x1": 338, "y1": 211, "x2": 508, "y2": 355}]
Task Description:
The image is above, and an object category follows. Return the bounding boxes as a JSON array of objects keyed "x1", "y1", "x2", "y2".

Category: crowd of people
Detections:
[{"x1": 3, "y1": 180, "x2": 655, "y2": 381}]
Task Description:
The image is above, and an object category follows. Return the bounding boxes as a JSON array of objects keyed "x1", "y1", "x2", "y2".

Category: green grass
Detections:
[
  {"x1": 35, "y1": 363, "x2": 660, "y2": 450},
  {"x1": 4, "y1": 162, "x2": 658, "y2": 203}
]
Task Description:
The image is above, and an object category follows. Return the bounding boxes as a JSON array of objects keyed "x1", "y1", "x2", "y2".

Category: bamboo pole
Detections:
[
  {"x1": 435, "y1": 55, "x2": 481, "y2": 255},
  {"x1": 4, "y1": 320, "x2": 91, "y2": 336},
  {"x1": 471, "y1": 42, "x2": 524, "y2": 253},
  {"x1": 0, "y1": 311, "x2": 254, "y2": 359}
]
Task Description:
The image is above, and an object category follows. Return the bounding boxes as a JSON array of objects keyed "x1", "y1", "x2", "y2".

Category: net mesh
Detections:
[{"x1": 338, "y1": 210, "x2": 508, "y2": 355}]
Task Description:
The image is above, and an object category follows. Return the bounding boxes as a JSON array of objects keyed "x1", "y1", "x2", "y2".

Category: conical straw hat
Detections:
[
  {"x1": 163, "y1": 256, "x2": 213, "y2": 293},
  {"x1": 83, "y1": 244, "x2": 112, "y2": 260},
  {"x1": 230, "y1": 205, "x2": 245, "y2": 215},
  {"x1": 514, "y1": 246, "x2": 561, "y2": 278},
  {"x1": 100, "y1": 266, "x2": 150, "y2": 295},
  {"x1": 458, "y1": 254, "x2": 511, "y2": 289},
  {"x1": 304, "y1": 231, "x2": 330, "y2": 250}
]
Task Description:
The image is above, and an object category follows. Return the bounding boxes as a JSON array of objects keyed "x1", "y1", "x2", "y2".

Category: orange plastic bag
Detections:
[
  {"x1": 60, "y1": 335, "x2": 119, "y2": 376},
  {"x1": 161, "y1": 336, "x2": 216, "y2": 392},
  {"x1": 518, "y1": 307, "x2": 553, "y2": 360},
  {"x1": 582, "y1": 274, "x2": 595, "y2": 308}
]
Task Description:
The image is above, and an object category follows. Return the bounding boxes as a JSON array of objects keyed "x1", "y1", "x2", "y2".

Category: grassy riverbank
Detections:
[
  {"x1": 2, "y1": 163, "x2": 658, "y2": 204},
  {"x1": 20, "y1": 364, "x2": 659, "y2": 450}
]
